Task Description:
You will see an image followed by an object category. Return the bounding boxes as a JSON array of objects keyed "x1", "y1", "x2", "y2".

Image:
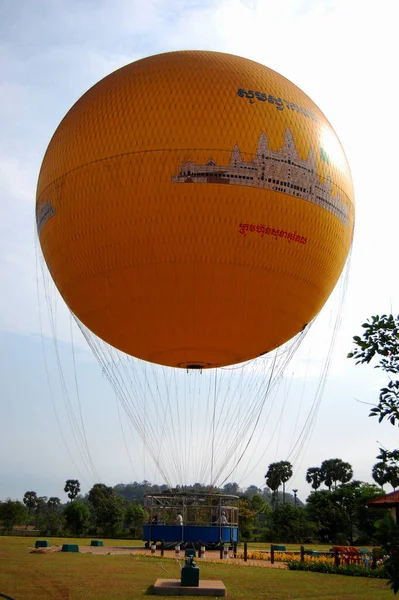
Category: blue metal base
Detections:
[{"x1": 143, "y1": 524, "x2": 238, "y2": 545}]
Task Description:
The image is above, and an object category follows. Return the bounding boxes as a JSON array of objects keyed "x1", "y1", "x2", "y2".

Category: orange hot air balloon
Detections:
[{"x1": 36, "y1": 51, "x2": 354, "y2": 369}]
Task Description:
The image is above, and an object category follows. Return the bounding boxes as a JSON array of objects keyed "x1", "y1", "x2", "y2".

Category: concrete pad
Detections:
[{"x1": 153, "y1": 579, "x2": 226, "y2": 596}]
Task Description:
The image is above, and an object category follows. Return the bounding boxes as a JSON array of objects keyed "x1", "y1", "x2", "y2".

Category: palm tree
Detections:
[
  {"x1": 47, "y1": 497, "x2": 61, "y2": 511},
  {"x1": 306, "y1": 467, "x2": 324, "y2": 490},
  {"x1": 265, "y1": 461, "x2": 293, "y2": 506},
  {"x1": 23, "y1": 491, "x2": 38, "y2": 522},
  {"x1": 64, "y1": 479, "x2": 81, "y2": 502},
  {"x1": 265, "y1": 462, "x2": 283, "y2": 509},
  {"x1": 372, "y1": 462, "x2": 388, "y2": 489},
  {"x1": 387, "y1": 465, "x2": 399, "y2": 490},
  {"x1": 279, "y1": 461, "x2": 293, "y2": 504},
  {"x1": 321, "y1": 459, "x2": 353, "y2": 490},
  {"x1": 374, "y1": 449, "x2": 399, "y2": 490}
]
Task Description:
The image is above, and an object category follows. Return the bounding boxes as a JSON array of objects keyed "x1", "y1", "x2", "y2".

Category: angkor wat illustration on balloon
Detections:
[{"x1": 172, "y1": 128, "x2": 348, "y2": 226}]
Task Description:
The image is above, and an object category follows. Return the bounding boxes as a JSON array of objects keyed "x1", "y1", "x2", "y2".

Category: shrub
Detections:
[{"x1": 287, "y1": 559, "x2": 388, "y2": 579}]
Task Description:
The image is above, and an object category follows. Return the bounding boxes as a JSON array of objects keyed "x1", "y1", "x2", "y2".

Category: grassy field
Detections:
[{"x1": 0, "y1": 536, "x2": 393, "y2": 599}]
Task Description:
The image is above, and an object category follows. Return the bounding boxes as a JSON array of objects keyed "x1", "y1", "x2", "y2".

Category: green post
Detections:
[{"x1": 270, "y1": 544, "x2": 275, "y2": 564}]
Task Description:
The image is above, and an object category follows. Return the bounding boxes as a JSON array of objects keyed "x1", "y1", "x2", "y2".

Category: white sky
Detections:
[{"x1": 1, "y1": 0, "x2": 399, "y2": 503}]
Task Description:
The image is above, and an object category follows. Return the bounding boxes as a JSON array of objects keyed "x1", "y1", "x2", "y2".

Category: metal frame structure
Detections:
[{"x1": 142, "y1": 490, "x2": 239, "y2": 548}]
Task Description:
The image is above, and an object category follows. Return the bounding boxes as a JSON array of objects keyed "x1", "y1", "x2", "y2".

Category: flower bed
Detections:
[{"x1": 235, "y1": 550, "x2": 334, "y2": 564}]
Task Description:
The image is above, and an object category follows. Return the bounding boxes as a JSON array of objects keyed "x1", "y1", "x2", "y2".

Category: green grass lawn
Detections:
[{"x1": 0, "y1": 536, "x2": 393, "y2": 600}]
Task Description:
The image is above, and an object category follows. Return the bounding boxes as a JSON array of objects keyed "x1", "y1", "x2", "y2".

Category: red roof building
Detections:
[{"x1": 368, "y1": 491, "x2": 399, "y2": 521}]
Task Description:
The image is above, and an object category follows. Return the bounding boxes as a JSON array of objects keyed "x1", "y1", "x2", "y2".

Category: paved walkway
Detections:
[{"x1": 42, "y1": 545, "x2": 287, "y2": 569}]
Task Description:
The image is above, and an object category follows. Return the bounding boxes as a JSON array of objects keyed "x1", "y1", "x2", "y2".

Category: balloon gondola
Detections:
[{"x1": 143, "y1": 490, "x2": 239, "y2": 549}]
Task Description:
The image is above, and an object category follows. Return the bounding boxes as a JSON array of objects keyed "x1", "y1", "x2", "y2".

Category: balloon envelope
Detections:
[{"x1": 36, "y1": 50, "x2": 354, "y2": 368}]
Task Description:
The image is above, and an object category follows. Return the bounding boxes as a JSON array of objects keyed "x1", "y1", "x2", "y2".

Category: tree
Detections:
[
  {"x1": 306, "y1": 467, "x2": 324, "y2": 490},
  {"x1": 306, "y1": 489, "x2": 349, "y2": 544},
  {"x1": 372, "y1": 462, "x2": 389, "y2": 489},
  {"x1": 345, "y1": 482, "x2": 385, "y2": 543},
  {"x1": 44, "y1": 497, "x2": 63, "y2": 535},
  {"x1": 0, "y1": 500, "x2": 28, "y2": 533},
  {"x1": 32, "y1": 496, "x2": 59, "y2": 534},
  {"x1": 265, "y1": 464, "x2": 281, "y2": 508},
  {"x1": 114, "y1": 481, "x2": 169, "y2": 504},
  {"x1": 88, "y1": 483, "x2": 124, "y2": 537},
  {"x1": 373, "y1": 513, "x2": 399, "y2": 594},
  {"x1": 47, "y1": 497, "x2": 61, "y2": 511},
  {"x1": 388, "y1": 466, "x2": 399, "y2": 490},
  {"x1": 222, "y1": 482, "x2": 240, "y2": 496},
  {"x1": 331, "y1": 481, "x2": 382, "y2": 545},
  {"x1": 265, "y1": 461, "x2": 293, "y2": 506},
  {"x1": 23, "y1": 491, "x2": 38, "y2": 521},
  {"x1": 238, "y1": 499, "x2": 256, "y2": 540},
  {"x1": 348, "y1": 314, "x2": 399, "y2": 425},
  {"x1": 64, "y1": 479, "x2": 81, "y2": 502},
  {"x1": 375, "y1": 448, "x2": 399, "y2": 490},
  {"x1": 320, "y1": 459, "x2": 353, "y2": 490},
  {"x1": 245, "y1": 485, "x2": 262, "y2": 499},
  {"x1": 267, "y1": 503, "x2": 315, "y2": 543},
  {"x1": 35, "y1": 496, "x2": 48, "y2": 530},
  {"x1": 125, "y1": 503, "x2": 144, "y2": 538},
  {"x1": 64, "y1": 502, "x2": 89, "y2": 536},
  {"x1": 279, "y1": 461, "x2": 293, "y2": 503},
  {"x1": 306, "y1": 481, "x2": 383, "y2": 545},
  {"x1": 261, "y1": 487, "x2": 274, "y2": 505},
  {"x1": 249, "y1": 494, "x2": 272, "y2": 541}
]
